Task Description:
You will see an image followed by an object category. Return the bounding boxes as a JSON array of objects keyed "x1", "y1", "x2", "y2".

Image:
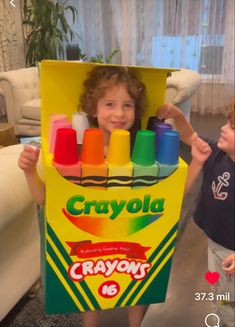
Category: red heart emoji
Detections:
[{"x1": 205, "y1": 271, "x2": 220, "y2": 284}]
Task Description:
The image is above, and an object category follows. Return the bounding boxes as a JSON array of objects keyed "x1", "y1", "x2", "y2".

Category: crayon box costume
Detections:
[{"x1": 40, "y1": 61, "x2": 188, "y2": 314}]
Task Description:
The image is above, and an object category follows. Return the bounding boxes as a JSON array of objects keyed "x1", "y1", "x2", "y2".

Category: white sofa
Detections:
[
  {"x1": 0, "y1": 144, "x2": 40, "y2": 321},
  {"x1": 0, "y1": 67, "x2": 200, "y2": 137},
  {"x1": 165, "y1": 69, "x2": 201, "y2": 121},
  {"x1": 0, "y1": 68, "x2": 40, "y2": 136}
]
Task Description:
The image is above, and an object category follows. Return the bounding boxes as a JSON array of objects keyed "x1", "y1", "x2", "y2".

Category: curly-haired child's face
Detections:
[
  {"x1": 217, "y1": 121, "x2": 235, "y2": 160},
  {"x1": 94, "y1": 84, "x2": 135, "y2": 134}
]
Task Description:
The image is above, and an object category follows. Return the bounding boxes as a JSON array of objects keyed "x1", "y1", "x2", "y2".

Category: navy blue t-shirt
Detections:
[{"x1": 193, "y1": 137, "x2": 235, "y2": 250}]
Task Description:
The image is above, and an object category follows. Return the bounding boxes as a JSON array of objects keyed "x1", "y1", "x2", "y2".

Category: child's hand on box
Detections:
[
  {"x1": 18, "y1": 144, "x2": 40, "y2": 173},
  {"x1": 156, "y1": 103, "x2": 183, "y2": 120}
]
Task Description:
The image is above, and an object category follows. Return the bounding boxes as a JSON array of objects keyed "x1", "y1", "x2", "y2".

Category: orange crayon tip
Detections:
[{"x1": 81, "y1": 128, "x2": 105, "y2": 165}]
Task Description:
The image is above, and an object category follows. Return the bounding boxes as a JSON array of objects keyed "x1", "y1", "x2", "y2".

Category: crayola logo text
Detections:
[{"x1": 66, "y1": 194, "x2": 165, "y2": 220}]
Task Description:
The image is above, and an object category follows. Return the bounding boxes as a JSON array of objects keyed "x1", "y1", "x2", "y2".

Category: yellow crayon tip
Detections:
[{"x1": 107, "y1": 129, "x2": 130, "y2": 166}]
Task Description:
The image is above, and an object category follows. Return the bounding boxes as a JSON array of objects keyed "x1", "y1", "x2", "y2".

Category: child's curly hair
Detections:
[
  {"x1": 79, "y1": 66, "x2": 146, "y2": 122},
  {"x1": 225, "y1": 97, "x2": 235, "y2": 129}
]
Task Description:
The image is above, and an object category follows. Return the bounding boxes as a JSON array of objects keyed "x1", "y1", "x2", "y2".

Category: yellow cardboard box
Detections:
[{"x1": 40, "y1": 61, "x2": 187, "y2": 314}]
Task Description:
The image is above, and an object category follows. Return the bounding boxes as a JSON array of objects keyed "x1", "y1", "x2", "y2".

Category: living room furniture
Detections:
[
  {"x1": 0, "y1": 123, "x2": 17, "y2": 146},
  {"x1": 165, "y1": 69, "x2": 201, "y2": 121},
  {"x1": 0, "y1": 144, "x2": 40, "y2": 321},
  {"x1": 0, "y1": 67, "x2": 40, "y2": 136},
  {"x1": 0, "y1": 67, "x2": 200, "y2": 137},
  {"x1": 0, "y1": 87, "x2": 5, "y2": 119}
]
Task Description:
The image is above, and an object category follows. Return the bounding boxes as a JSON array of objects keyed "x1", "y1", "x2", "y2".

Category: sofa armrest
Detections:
[
  {"x1": 165, "y1": 69, "x2": 201, "y2": 105},
  {"x1": 0, "y1": 144, "x2": 40, "y2": 320},
  {"x1": 165, "y1": 69, "x2": 201, "y2": 121},
  {"x1": 0, "y1": 144, "x2": 35, "y2": 230},
  {"x1": 0, "y1": 67, "x2": 40, "y2": 126}
]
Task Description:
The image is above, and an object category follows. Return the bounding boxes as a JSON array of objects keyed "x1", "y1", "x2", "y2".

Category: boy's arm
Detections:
[
  {"x1": 18, "y1": 145, "x2": 45, "y2": 205},
  {"x1": 184, "y1": 137, "x2": 212, "y2": 195},
  {"x1": 184, "y1": 159, "x2": 203, "y2": 196},
  {"x1": 157, "y1": 103, "x2": 197, "y2": 146}
]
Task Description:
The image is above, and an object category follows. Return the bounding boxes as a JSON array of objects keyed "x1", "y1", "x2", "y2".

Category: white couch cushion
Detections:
[
  {"x1": 0, "y1": 144, "x2": 35, "y2": 230},
  {"x1": 22, "y1": 99, "x2": 41, "y2": 120},
  {"x1": 0, "y1": 145, "x2": 40, "y2": 320}
]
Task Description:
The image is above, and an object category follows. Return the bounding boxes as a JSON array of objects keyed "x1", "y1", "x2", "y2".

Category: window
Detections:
[{"x1": 151, "y1": 0, "x2": 227, "y2": 77}]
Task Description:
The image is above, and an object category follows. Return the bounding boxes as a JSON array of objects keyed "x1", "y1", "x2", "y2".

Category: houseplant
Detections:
[
  {"x1": 75, "y1": 48, "x2": 119, "y2": 63},
  {"x1": 23, "y1": 0, "x2": 77, "y2": 66}
]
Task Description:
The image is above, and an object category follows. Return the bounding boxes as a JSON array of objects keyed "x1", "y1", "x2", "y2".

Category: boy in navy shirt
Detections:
[{"x1": 157, "y1": 98, "x2": 235, "y2": 327}]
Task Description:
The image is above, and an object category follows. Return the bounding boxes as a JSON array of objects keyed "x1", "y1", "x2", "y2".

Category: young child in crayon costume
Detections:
[
  {"x1": 157, "y1": 99, "x2": 235, "y2": 327},
  {"x1": 18, "y1": 66, "x2": 148, "y2": 327}
]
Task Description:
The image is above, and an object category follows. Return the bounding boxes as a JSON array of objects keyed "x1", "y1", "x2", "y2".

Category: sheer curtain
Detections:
[
  {"x1": 72, "y1": 0, "x2": 234, "y2": 115},
  {"x1": 191, "y1": 0, "x2": 234, "y2": 115},
  {"x1": 0, "y1": 0, "x2": 25, "y2": 117},
  {"x1": 0, "y1": 0, "x2": 25, "y2": 72}
]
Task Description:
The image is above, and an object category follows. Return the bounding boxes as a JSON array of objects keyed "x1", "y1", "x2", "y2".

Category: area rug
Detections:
[{"x1": 1, "y1": 286, "x2": 83, "y2": 327}]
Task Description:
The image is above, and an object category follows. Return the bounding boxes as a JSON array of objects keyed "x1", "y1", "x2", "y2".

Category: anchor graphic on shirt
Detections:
[{"x1": 211, "y1": 172, "x2": 230, "y2": 200}]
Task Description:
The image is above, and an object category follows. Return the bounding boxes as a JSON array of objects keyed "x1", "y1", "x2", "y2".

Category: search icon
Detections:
[{"x1": 204, "y1": 313, "x2": 220, "y2": 327}]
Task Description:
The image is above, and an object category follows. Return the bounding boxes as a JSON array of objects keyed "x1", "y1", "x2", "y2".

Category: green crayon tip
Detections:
[{"x1": 132, "y1": 130, "x2": 156, "y2": 166}]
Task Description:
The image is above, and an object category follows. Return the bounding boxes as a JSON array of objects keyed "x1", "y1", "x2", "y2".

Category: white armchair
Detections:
[{"x1": 0, "y1": 67, "x2": 40, "y2": 136}]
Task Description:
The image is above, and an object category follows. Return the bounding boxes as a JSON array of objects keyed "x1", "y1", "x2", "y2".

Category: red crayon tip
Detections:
[{"x1": 53, "y1": 128, "x2": 79, "y2": 165}]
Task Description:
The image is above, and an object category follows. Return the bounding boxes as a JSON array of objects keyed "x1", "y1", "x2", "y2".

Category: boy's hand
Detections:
[
  {"x1": 191, "y1": 137, "x2": 212, "y2": 166},
  {"x1": 18, "y1": 145, "x2": 40, "y2": 173},
  {"x1": 222, "y1": 253, "x2": 235, "y2": 275},
  {"x1": 156, "y1": 103, "x2": 183, "y2": 120}
]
